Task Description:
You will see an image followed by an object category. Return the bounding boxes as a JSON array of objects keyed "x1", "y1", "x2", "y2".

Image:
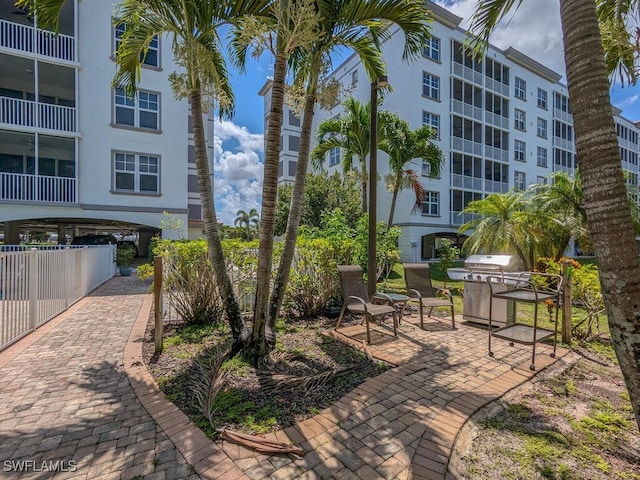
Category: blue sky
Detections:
[{"x1": 211, "y1": 0, "x2": 640, "y2": 224}]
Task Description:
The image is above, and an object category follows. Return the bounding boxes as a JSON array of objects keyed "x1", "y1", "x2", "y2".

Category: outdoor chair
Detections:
[
  {"x1": 336, "y1": 265, "x2": 398, "y2": 344},
  {"x1": 403, "y1": 263, "x2": 456, "y2": 330}
]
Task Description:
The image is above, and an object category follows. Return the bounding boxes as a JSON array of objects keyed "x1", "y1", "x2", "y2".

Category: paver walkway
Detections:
[{"x1": 0, "y1": 275, "x2": 569, "y2": 480}]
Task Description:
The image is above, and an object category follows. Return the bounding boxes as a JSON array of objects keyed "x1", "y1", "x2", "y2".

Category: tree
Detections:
[
  {"x1": 234, "y1": 208, "x2": 260, "y2": 241},
  {"x1": 311, "y1": 98, "x2": 375, "y2": 212},
  {"x1": 469, "y1": 0, "x2": 640, "y2": 429},
  {"x1": 458, "y1": 190, "x2": 537, "y2": 270},
  {"x1": 378, "y1": 113, "x2": 444, "y2": 229},
  {"x1": 23, "y1": 0, "x2": 269, "y2": 353}
]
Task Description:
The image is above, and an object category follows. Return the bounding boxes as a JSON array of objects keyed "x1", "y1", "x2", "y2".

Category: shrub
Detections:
[{"x1": 284, "y1": 238, "x2": 342, "y2": 317}]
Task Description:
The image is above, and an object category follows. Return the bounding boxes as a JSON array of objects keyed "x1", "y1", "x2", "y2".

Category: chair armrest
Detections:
[
  {"x1": 346, "y1": 295, "x2": 368, "y2": 310},
  {"x1": 407, "y1": 288, "x2": 422, "y2": 300}
]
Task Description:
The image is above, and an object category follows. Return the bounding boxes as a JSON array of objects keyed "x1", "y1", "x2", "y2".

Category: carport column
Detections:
[
  {"x1": 4, "y1": 221, "x2": 21, "y2": 245},
  {"x1": 57, "y1": 224, "x2": 68, "y2": 245}
]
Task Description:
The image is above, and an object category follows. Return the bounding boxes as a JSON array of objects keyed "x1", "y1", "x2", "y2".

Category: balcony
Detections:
[
  {"x1": 451, "y1": 99, "x2": 483, "y2": 121},
  {"x1": 485, "y1": 145, "x2": 510, "y2": 162},
  {"x1": 451, "y1": 174, "x2": 483, "y2": 191},
  {"x1": 0, "y1": 172, "x2": 76, "y2": 203},
  {"x1": 0, "y1": 96, "x2": 76, "y2": 133},
  {"x1": 0, "y1": 18, "x2": 75, "y2": 62},
  {"x1": 450, "y1": 211, "x2": 479, "y2": 226}
]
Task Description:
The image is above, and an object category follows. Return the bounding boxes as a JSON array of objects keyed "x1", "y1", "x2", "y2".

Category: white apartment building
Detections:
[
  {"x1": 262, "y1": 1, "x2": 640, "y2": 262},
  {"x1": 0, "y1": 0, "x2": 212, "y2": 253}
]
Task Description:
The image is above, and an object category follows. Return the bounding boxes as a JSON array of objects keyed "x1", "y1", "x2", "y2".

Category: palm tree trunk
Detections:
[
  {"x1": 387, "y1": 172, "x2": 402, "y2": 230},
  {"x1": 560, "y1": 0, "x2": 640, "y2": 429},
  {"x1": 268, "y1": 92, "x2": 316, "y2": 325},
  {"x1": 189, "y1": 90, "x2": 248, "y2": 352},
  {"x1": 250, "y1": 48, "x2": 287, "y2": 359}
]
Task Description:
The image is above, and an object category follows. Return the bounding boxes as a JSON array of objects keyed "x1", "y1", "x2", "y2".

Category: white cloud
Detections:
[
  {"x1": 435, "y1": 0, "x2": 565, "y2": 77},
  {"x1": 212, "y1": 119, "x2": 264, "y2": 224},
  {"x1": 616, "y1": 93, "x2": 640, "y2": 109}
]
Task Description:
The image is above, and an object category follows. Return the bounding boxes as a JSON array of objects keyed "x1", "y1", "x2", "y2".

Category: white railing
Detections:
[
  {"x1": 485, "y1": 111, "x2": 510, "y2": 130},
  {"x1": 0, "y1": 246, "x2": 115, "y2": 351},
  {"x1": 553, "y1": 108, "x2": 573, "y2": 123},
  {"x1": 451, "y1": 137, "x2": 483, "y2": 156},
  {"x1": 451, "y1": 174, "x2": 483, "y2": 191},
  {"x1": 0, "y1": 172, "x2": 77, "y2": 203},
  {"x1": 552, "y1": 137, "x2": 574, "y2": 151},
  {"x1": 485, "y1": 179, "x2": 510, "y2": 193},
  {"x1": 0, "y1": 96, "x2": 77, "y2": 133},
  {"x1": 450, "y1": 211, "x2": 479, "y2": 226},
  {"x1": 0, "y1": 18, "x2": 75, "y2": 62},
  {"x1": 485, "y1": 145, "x2": 510, "y2": 162}
]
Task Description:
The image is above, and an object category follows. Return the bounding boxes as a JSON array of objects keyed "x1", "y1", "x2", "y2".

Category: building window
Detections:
[
  {"x1": 514, "y1": 108, "x2": 526, "y2": 131},
  {"x1": 422, "y1": 111, "x2": 440, "y2": 136},
  {"x1": 351, "y1": 70, "x2": 358, "y2": 86},
  {"x1": 514, "y1": 77, "x2": 526, "y2": 99},
  {"x1": 421, "y1": 191, "x2": 439, "y2": 216},
  {"x1": 423, "y1": 36, "x2": 440, "y2": 61},
  {"x1": 537, "y1": 175, "x2": 548, "y2": 185},
  {"x1": 114, "y1": 88, "x2": 159, "y2": 130},
  {"x1": 485, "y1": 160, "x2": 509, "y2": 183},
  {"x1": 329, "y1": 147, "x2": 340, "y2": 166},
  {"x1": 537, "y1": 118, "x2": 548, "y2": 138},
  {"x1": 288, "y1": 135, "x2": 300, "y2": 152},
  {"x1": 537, "y1": 146, "x2": 548, "y2": 167},
  {"x1": 113, "y1": 152, "x2": 159, "y2": 194},
  {"x1": 422, "y1": 72, "x2": 440, "y2": 100},
  {"x1": 114, "y1": 24, "x2": 159, "y2": 67},
  {"x1": 514, "y1": 170, "x2": 526, "y2": 190},
  {"x1": 288, "y1": 110, "x2": 300, "y2": 127},
  {"x1": 537, "y1": 88, "x2": 547, "y2": 109},
  {"x1": 514, "y1": 140, "x2": 526, "y2": 162}
]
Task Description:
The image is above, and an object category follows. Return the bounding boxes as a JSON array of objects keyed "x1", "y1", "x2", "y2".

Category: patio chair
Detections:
[
  {"x1": 336, "y1": 265, "x2": 398, "y2": 344},
  {"x1": 403, "y1": 263, "x2": 456, "y2": 330}
]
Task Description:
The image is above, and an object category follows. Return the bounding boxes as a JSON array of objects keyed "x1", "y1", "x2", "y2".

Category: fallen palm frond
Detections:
[
  {"x1": 190, "y1": 349, "x2": 229, "y2": 427},
  {"x1": 256, "y1": 367, "x2": 356, "y2": 396},
  {"x1": 221, "y1": 429, "x2": 305, "y2": 456}
]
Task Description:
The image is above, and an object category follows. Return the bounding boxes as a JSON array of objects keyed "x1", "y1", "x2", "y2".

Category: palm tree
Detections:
[
  {"x1": 311, "y1": 97, "x2": 374, "y2": 212},
  {"x1": 378, "y1": 113, "x2": 443, "y2": 230},
  {"x1": 24, "y1": 0, "x2": 269, "y2": 352},
  {"x1": 458, "y1": 190, "x2": 537, "y2": 270},
  {"x1": 267, "y1": 0, "x2": 432, "y2": 325},
  {"x1": 234, "y1": 208, "x2": 260, "y2": 241},
  {"x1": 469, "y1": 0, "x2": 640, "y2": 429}
]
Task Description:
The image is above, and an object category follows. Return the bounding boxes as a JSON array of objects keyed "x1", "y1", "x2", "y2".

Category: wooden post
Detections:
[
  {"x1": 561, "y1": 260, "x2": 572, "y2": 346},
  {"x1": 154, "y1": 255, "x2": 163, "y2": 353}
]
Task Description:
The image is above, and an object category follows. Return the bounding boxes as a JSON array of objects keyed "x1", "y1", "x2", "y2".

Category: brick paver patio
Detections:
[{"x1": 0, "y1": 275, "x2": 569, "y2": 479}]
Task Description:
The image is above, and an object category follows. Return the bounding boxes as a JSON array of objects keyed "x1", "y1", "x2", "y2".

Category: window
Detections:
[
  {"x1": 537, "y1": 175, "x2": 548, "y2": 185},
  {"x1": 485, "y1": 58, "x2": 510, "y2": 85},
  {"x1": 422, "y1": 72, "x2": 440, "y2": 100},
  {"x1": 554, "y1": 92, "x2": 571, "y2": 113},
  {"x1": 537, "y1": 118, "x2": 547, "y2": 138},
  {"x1": 514, "y1": 140, "x2": 526, "y2": 162},
  {"x1": 514, "y1": 171, "x2": 526, "y2": 190},
  {"x1": 114, "y1": 88, "x2": 159, "y2": 130},
  {"x1": 514, "y1": 77, "x2": 526, "y2": 99},
  {"x1": 537, "y1": 146, "x2": 548, "y2": 167},
  {"x1": 421, "y1": 191, "x2": 439, "y2": 216},
  {"x1": 329, "y1": 147, "x2": 340, "y2": 166},
  {"x1": 514, "y1": 108, "x2": 526, "y2": 131},
  {"x1": 422, "y1": 111, "x2": 440, "y2": 136},
  {"x1": 351, "y1": 70, "x2": 358, "y2": 86},
  {"x1": 114, "y1": 24, "x2": 159, "y2": 67},
  {"x1": 288, "y1": 110, "x2": 300, "y2": 127},
  {"x1": 485, "y1": 160, "x2": 508, "y2": 183},
  {"x1": 423, "y1": 36, "x2": 440, "y2": 61},
  {"x1": 537, "y1": 88, "x2": 547, "y2": 109},
  {"x1": 451, "y1": 153, "x2": 482, "y2": 179},
  {"x1": 113, "y1": 152, "x2": 159, "y2": 194},
  {"x1": 288, "y1": 135, "x2": 300, "y2": 152}
]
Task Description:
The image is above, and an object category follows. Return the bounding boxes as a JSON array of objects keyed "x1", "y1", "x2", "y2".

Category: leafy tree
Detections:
[
  {"x1": 378, "y1": 113, "x2": 443, "y2": 229},
  {"x1": 234, "y1": 208, "x2": 260, "y2": 241},
  {"x1": 437, "y1": 239, "x2": 460, "y2": 288},
  {"x1": 469, "y1": 0, "x2": 640, "y2": 429}
]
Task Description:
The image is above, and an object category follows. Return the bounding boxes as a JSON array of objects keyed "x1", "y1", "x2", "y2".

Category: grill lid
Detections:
[{"x1": 464, "y1": 254, "x2": 518, "y2": 272}]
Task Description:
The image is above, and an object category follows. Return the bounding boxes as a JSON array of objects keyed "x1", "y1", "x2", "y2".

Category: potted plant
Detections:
[{"x1": 116, "y1": 247, "x2": 136, "y2": 276}]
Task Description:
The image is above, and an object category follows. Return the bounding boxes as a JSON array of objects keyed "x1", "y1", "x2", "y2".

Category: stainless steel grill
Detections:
[{"x1": 447, "y1": 254, "x2": 529, "y2": 326}]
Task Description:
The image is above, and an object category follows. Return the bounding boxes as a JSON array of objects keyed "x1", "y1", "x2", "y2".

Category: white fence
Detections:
[
  {"x1": 0, "y1": 18, "x2": 76, "y2": 62},
  {"x1": 0, "y1": 245, "x2": 115, "y2": 351}
]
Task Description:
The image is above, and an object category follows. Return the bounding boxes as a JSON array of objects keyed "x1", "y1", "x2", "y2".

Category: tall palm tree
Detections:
[
  {"x1": 459, "y1": 190, "x2": 537, "y2": 270},
  {"x1": 267, "y1": 0, "x2": 432, "y2": 325},
  {"x1": 234, "y1": 208, "x2": 260, "y2": 240},
  {"x1": 311, "y1": 97, "x2": 374, "y2": 212},
  {"x1": 469, "y1": 0, "x2": 640, "y2": 429},
  {"x1": 378, "y1": 113, "x2": 444, "y2": 230},
  {"x1": 23, "y1": 0, "x2": 270, "y2": 353}
]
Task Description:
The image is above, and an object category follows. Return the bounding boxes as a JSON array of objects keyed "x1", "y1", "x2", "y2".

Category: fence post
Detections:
[
  {"x1": 561, "y1": 260, "x2": 572, "y2": 346},
  {"x1": 154, "y1": 256, "x2": 163, "y2": 353},
  {"x1": 29, "y1": 249, "x2": 38, "y2": 331}
]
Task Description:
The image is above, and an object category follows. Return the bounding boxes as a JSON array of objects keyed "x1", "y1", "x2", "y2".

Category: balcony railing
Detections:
[
  {"x1": 0, "y1": 96, "x2": 76, "y2": 133},
  {"x1": 450, "y1": 211, "x2": 479, "y2": 226},
  {"x1": 0, "y1": 172, "x2": 76, "y2": 203},
  {"x1": 0, "y1": 18, "x2": 75, "y2": 62}
]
